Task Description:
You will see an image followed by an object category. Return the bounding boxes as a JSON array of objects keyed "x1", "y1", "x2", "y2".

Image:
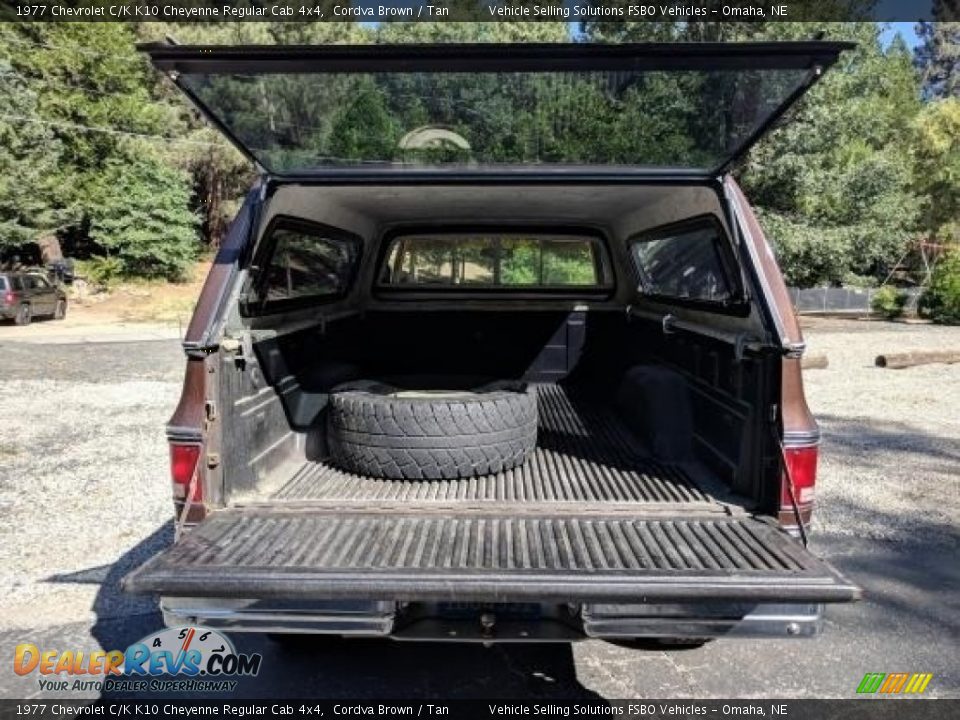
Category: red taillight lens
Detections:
[
  {"x1": 3, "y1": 291, "x2": 13, "y2": 304},
  {"x1": 170, "y1": 444, "x2": 202, "y2": 503},
  {"x1": 781, "y1": 445, "x2": 818, "y2": 509}
]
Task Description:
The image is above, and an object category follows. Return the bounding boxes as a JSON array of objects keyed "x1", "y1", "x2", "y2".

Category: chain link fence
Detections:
[{"x1": 788, "y1": 287, "x2": 923, "y2": 315}]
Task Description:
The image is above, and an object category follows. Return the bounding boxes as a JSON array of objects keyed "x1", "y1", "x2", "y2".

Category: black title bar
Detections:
[
  {"x1": 1, "y1": 0, "x2": 955, "y2": 22},
  {"x1": 0, "y1": 699, "x2": 954, "y2": 720}
]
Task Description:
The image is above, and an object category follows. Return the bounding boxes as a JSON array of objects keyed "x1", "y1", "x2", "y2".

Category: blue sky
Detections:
[{"x1": 882, "y1": 22, "x2": 920, "y2": 49}]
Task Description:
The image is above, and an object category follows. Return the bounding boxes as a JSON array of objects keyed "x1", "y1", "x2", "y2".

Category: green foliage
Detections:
[
  {"x1": 543, "y1": 245, "x2": 596, "y2": 285},
  {"x1": 579, "y1": 22, "x2": 930, "y2": 288},
  {"x1": 499, "y1": 241, "x2": 596, "y2": 286},
  {"x1": 86, "y1": 154, "x2": 200, "y2": 281},
  {"x1": 919, "y1": 250, "x2": 960, "y2": 324},
  {"x1": 4, "y1": 24, "x2": 175, "y2": 178},
  {"x1": 500, "y1": 243, "x2": 538, "y2": 285},
  {"x1": 0, "y1": 23, "x2": 202, "y2": 276},
  {"x1": 871, "y1": 285, "x2": 909, "y2": 319},
  {"x1": 915, "y1": 19, "x2": 960, "y2": 99},
  {"x1": 328, "y1": 79, "x2": 402, "y2": 162},
  {"x1": 74, "y1": 256, "x2": 124, "y2": 288},
  {"x1": 840, "y1": 271, "x2": 878, "y2": 288},
  {"x1": 911, "y1": 98, "x2": 960, "y2": 242},
  {"x1": 754, "y1": 211, "x2": 848, "y2": 287},
  {"x1": 0, "y1": 59, "x2": 72, "y2": 248},
  {"x1": 500, "y1": 240, "x2": 597, "y2": 285},
  {"x1": 739, "y1": 23, "x2": 922, "y2": 286}
]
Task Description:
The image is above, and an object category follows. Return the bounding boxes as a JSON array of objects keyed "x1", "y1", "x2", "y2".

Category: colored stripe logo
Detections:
[{"x1": 857, "y1": 672, "x2": 933, "y2": 694}]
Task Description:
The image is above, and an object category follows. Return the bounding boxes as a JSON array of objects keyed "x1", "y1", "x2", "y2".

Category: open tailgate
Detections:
[{"x1": 124, "y1": 509, "x2": 859, "y2": 603}]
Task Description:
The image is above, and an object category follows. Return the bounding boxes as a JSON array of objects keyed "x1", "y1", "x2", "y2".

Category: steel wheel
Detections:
[{"x1": 14, "y1": 304, "x2": 31, "y2": 326}]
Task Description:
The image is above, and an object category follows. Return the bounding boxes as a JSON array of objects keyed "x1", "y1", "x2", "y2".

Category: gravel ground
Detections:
[
  {"x1": 0, "y1": 320, "x2": 957, "y2": 699},
  {"x1": 801, "y1": 318, "x2": 960, "y2": 546},
  {"x1": 0, "y1": 340, "x2": 182, "y2": 628}
]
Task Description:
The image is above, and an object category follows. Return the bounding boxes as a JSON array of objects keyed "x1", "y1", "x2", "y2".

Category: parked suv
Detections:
[
  {"x1": 125, "y1": 42, "x2": 861, "y2": 643},
  {"x1": 0, "y1": 271, "x2": 67, "y2": 325}
]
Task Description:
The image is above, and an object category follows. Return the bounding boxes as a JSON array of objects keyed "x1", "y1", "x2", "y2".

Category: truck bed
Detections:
[
  {"x1": 268, "y1": 384, "x2": 720, "y2": 511},
  {"x1": 124, "y1": 385, "x2": 859, "y2": 604}
]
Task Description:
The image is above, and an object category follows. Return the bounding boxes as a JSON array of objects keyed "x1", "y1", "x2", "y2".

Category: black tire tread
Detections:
[{"x1": 327, "y1": 386, "x2": 538, "y2": 480}]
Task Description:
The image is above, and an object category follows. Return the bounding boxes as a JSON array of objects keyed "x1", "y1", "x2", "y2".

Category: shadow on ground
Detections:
[
  {"x1": 818, "y1": 413, "x2": 960, "y2": 471},
  {"x1": 47, "y1": 522, "x2": 172, "y2": 654}
]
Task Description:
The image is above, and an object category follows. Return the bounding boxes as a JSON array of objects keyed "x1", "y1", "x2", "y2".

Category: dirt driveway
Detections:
[{"x1": 0, "y1": 319, "x2": 957, "y2": 699}]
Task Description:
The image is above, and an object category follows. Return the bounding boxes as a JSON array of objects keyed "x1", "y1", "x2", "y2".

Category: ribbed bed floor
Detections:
[
  {"x1": 272, "y1": 384, "x2": 711, "y2": 507},
  {"x1": 130, "y1": 389, "x2": 861, "y2": 604}
]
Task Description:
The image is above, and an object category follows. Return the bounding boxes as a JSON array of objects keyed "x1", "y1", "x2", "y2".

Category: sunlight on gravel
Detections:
[
  {"x1": 802, "y1": 320, "x2": 960, "y2": 545},
  {"x1": 0, "y1": 379, "x2": 177, "y2": 627}
]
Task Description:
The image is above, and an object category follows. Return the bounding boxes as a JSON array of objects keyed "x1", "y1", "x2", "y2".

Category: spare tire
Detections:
[{"x1": 326, "y1": 379, "x2": 538, "y2": 480}]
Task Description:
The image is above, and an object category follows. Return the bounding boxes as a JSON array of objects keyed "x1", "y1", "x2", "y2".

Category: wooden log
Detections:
[
  {"x1": 802, "y1": 353, "x2": 829, "y2": 370},
  {"x1": 875, "y1": 350, "x2": 960, "y2": 369}
]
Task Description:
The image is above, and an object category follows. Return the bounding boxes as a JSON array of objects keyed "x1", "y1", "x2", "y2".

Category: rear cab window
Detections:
[
  {"x1": 378, "y1": 232, "x2": 612, "y2": 291},
  {"x1": 28, "y1": 274, "x2": 51, "y2": 290},
  {"x1": 629, "y1": 217, "x2": 742, "y2": 308},
  {"x1": 245, "y1": 218, "x2": 361, "y2": 315}
]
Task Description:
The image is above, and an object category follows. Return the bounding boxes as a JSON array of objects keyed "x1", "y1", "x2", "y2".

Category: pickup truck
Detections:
[{"x1": 124, "y1": 41, "x2": 861, "y2": 644}]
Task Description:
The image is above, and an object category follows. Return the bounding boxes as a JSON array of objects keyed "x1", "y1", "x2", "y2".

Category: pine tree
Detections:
[
  {"x1": 915, "y1": 16, "x2": 960, "y2": 99},
  {"x1": 86, "y1": 152, "x2": 200, "y2": 281},
  {"x1": 1, "y1": 23, "x2": 200, "y2": 276},
  {"x1": 0, "y1": 59, "x2": 71, "y2": 250}
]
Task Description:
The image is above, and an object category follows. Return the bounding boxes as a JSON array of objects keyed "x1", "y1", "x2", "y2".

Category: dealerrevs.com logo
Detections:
[{"x1": 14, "y1": 626, "x2": 262, "y2": 693}]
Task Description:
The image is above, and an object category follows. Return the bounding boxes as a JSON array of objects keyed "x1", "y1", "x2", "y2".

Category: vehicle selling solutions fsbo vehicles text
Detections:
[{"x1": 486, "y1": 5, "x2": 785, "y2": 18}]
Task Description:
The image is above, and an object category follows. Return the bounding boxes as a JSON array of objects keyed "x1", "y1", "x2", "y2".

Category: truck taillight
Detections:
[
  {"x1": 780, "y1": 445, "x2": 818, "y2": 527},
  {"x1": 3, "y1": 291, "x2": 12, "y2": 305},
  {"x1": 171, "y1": 443, "x2": 202, "y2": 502}
]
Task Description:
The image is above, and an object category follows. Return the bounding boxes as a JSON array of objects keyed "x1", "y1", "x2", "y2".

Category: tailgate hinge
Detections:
[{"x1": 783, "y1": 341, "x2": 806, "y2": 359}]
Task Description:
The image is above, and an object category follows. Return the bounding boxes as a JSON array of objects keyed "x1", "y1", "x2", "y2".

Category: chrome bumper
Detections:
[
  {"x1": 161, "y1": 598, "x2": 395, "y2": 636},
  {"x1": 161, "y1": 598, "x2": 822, "y2": 641},
  {"x1": 581, "y1": 602, "x2": 822, "y2": 639}
]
